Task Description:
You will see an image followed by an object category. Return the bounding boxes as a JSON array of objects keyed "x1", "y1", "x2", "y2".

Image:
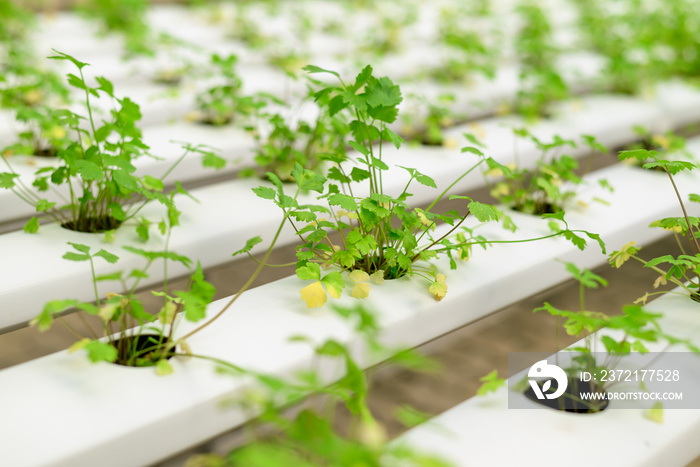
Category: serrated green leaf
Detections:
[
  {"x1": 84, "y1": 341, "x2": 118, "y2": 363},
  {"x1": 468, "y1": 201, "x2": 499, "y2": 222},
  {"x1": 232, "y1": 236, "x2": 263, "y2": 256},
  {"x1": 297, "y1": 262, "x2": 321, "y2": 281},
  {"x1": 23, "y1": 217, "x2": 39, "y2": 233},
  {"x1": 328, "y1": 193, "x2": 358, "y2": 210},
  {"x1": 252, "y1": 186, "x2": 276, "y2": 200},
  {"x1": 0, "y1": 172, "x2": 19, "y2": 189},
  {"x1": 94, "y1": 249, "x2": 119, "y2": 264},
  {"x1": 74, "y1": 160, "x2": 104, "y2": 181}
]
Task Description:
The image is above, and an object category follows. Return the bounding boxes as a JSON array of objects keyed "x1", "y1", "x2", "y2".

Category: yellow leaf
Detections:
[
  {"x1": 611, "y1": 241, "x2": 637, "y2": 268},
  {"x1": 651, "y1": 135, "x2": 670, "y2": 149},
  {"x1": 156, "y1": 359, "x2": 174, "y2": 376},
  {"x1": 23, "y1": 89, "x2": 42, "y2": 105},
  {"x1": 300, "y1": 281, "x2": 327, "y2": 308},
  {"x1": 443, "y1": 138, "x2": 458, "y2": 149},
  {"x1": 468, "y1": 122, "x2": 486, "y2": 140},
  {"x1": 98, "y1": 303, "x2": 118, "y2": 321},
  {"x1": 428, "y1": 280, "x2": 447, "y2": 301},
  {"x1": 44, "y1": 125, "x2": 67, "y2": 140},
  {"x1": 634, "y1": 293, "x2": 649, "y2": 305},
  {"x1": 68, "y1": 338, "x2": 92, "y2": 354},
  {"x1": 351, "y1": 282, "x2": 371, "y2": 299},
  {"x1": 485, "y1": 167, "x2": 503, "y2": 178},
  {"x1": 158, "y1": 301, "x2": 177, "y2": 325},
  {"x1": 184, "y1": 111, "x2": 201, "y2": 122},
  {"x1": 490, "y1": 182, "x2": 509, "y2": 197},
  {"x1": 653, "y1": 276, "x2": 667, "y2": 289},
  {"x1": 357, "y1": 418, "x2": 387, "y2": 448},
  {"x1": 415, "y1": 209, "x2": 435, "y2": 230},
  {"x1": 179, "y1": 340, "x2": 193, "y2": 357},
  {"x1": 495, "y1": 103, "x2": 510, "y2": 116},
  {"x1": 369, "y1": 270, "x2": 385, "y2": 285},
  {"x1": 349, "y1": 270, "x2": 369, "y2": 284}
]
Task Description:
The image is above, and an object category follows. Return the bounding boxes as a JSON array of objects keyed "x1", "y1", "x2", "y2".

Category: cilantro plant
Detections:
[
  {"x1": 610, "y1": 147, "x2": 700, "y2": 301},
  {"x1": 0, "y1": 51, "x2": 217, "y2": 235},
  {"x1": 227, "y1": 4, "x2": 275, "y2": 50},
  {"x1": 621, "y1": 126, "x2": 692, "y2": 169},
  {"x1": 1, "y1": 59, "x2": 72, "y2": 158},
  {"x1": 78, "y1": 0, "x2": 156, "y2": 57},
  {"x1": 242, "y1": 89, "x2": 348, "y2": 182},
  {"x1": 254, "y1": 65, "x2": 605, "y2": 308},
  {"x1": 187, "y1": 303, "x2": 452, "y2": 466},
  {"x1": 0, "y1": 0, "x2": 33, "y2": 57},
  {"x1": 400, "y1": 93, "x2": 458, "y2": 147},
  {"x1": 532, "y1": 263, "x2": 697, "y2": 413},
  {"x1": 194, "y1": 54, "x2": 257, "y2": 126},
  {"x1": 572, "y1": 0, "x2": 654, "y2": 95},
  {"x1": 484, "y1": 129, "x2": 608, "y2": 216},
  {"x1": 479, "y1": 262, "x2": 698, "y2": 415},
  {"x1": 33, "y1": 238, "x2": 215, "y2": 369},
  {"x1": 32, "y1": 175, "x2": 299, "y2": 368},
  {"x1": 426, "y1": 4, "x2": 500, "y2": 84},
  {"x1": 514, "y1": 2, "x2": 569, "y2": 119}
]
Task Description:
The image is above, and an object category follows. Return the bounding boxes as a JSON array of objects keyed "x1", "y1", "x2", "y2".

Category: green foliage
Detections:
[
  {"x1": 192, "y1": 303, "x2": 452, "y2": 467},
  {"x1": 426, "y1": 4, "x2": 500, "y2": 83},
  {"x1": 242, "y1": 82, "x2": 349, "y2": 182},
  {"x1": 0, "y1": 51, "x2": 200, "y2": 234},
  {"x1": 485, "y1": 130, "x2": 602, "y2": 218},
  {"x1": 529, "y1": 262, "x2": 697, "y2": 412},
  {"x1": 514, "y1": 2, "x2": 569, "y2": 119},
  {"x1": 35, "y1": 236, "x2": 217, "y2": 367},
  {"x1": 260, "y1": 66, "x2": 604, "y2": 307},
  {"x1": 195, "y1": 54, "x2": 259, "y2": 126},
  {"x1": 477, "y1": 370, "x2": 505, "y2": 396},
  {"x1": 616, "y1": 139, "x2": 700, "y2": 295},
  {"x1": 400, "y1": 94, "x2": 457, "y2": 147},
  {"x1": 77, "y1": 0, "x2": 156, "y2": 57}
]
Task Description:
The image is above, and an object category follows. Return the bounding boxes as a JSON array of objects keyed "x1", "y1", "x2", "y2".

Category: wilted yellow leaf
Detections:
[
  {"x1": 653, "y1": 275, "x2": 667, "y2": 289},
  {"x1": 179, "y1": 340, "x2": 193, "y2": 357},
  {"x1": 357, "y1": 418, "x2": 387, "y2": 448},
  {"x1": 428, "y1": 279, "x2": 447, "y2": 301},
  {"x1": 158, "y1": 301, "x2": 177, "y2": 325},
  {"x1": 443, "y1": 138, "x2": 458, "y2": 149},
  {"x1": 98, "y1": 303, "x2": 118, "y2": 321},
  {"x1": 610, "y1": 241, "x2": 637, "y2": 268},
  {"x1": 68, "y1": 338, "x2": 92, "y2": 354},
  {"x1": 651, "y1": 135, "x2": 670, "y2": 149},
  {"x1": 634, "y1": 293, "x2": 649, "y2": 305},
  {"x1": 300, "y1": 281, "x2": 327, "y2": 308},
  {"x1": 349, "y1": 270, "x2": 369, "y2": 284},
  {"x1": 369, "y1": 270, "x2": 385, "y2": 285},
  {"x1": 351, "y1": 282, "x2": 371, "y2": 299},
  {"x1": 44, "y1": 125, "x2": 66, "y2": 140}
]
